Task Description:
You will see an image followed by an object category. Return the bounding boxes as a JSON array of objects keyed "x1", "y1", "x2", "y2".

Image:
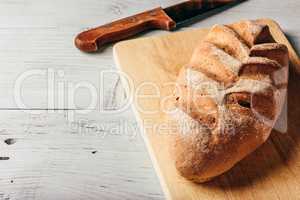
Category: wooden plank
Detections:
[
  {"x1": 0, "y1": 0, "x2": 182, "y2": 109},
  {"x1": 0, "y1": 109, "x2": 163, "y2": 200},
  {"x1": 114, "y1": 18, "x2": 300, "y2": 200},
  {"x1": 1, "y1": 0, "x2": 300, "y2": 199},
  {"x1": 0, "y1": 0, "x2": 300, "y2": 109}
]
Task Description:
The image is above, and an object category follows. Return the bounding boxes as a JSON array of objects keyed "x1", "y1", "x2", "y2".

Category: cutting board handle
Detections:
[{"x1": 74, "y1": 7, "x2": 176, "y2": 52}]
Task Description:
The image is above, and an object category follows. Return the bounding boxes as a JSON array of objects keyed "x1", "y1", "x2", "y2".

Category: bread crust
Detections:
[{"x1": 170, "y1": 20, "x2": 289, "y2": 183}]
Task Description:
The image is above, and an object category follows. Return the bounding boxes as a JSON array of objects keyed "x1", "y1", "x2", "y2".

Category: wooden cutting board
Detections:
[{"x1": 113, "y1": 19, "x2": 300, "y2": 200}]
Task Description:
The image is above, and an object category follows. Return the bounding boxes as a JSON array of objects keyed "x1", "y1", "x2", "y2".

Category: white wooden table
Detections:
[{"x1": 0, "y1": 0, "x2": 299, "y2": 199}]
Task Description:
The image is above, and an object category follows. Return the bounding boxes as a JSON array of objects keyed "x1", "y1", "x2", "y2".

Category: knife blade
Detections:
[
  {"x1": 164, "y1": 0, "x2": 242, "y2": 28},
  {"x1": 75, "y1": 0, "x2": 243, "y2": 52}
]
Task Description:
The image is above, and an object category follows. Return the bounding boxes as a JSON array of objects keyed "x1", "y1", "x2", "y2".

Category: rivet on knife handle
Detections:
[{"x1": 75, "y1": 7, "x2": 176, "y2": 52}]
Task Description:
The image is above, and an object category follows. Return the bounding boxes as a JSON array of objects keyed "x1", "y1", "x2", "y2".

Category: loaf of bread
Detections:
[{"x1": 170, "y1": 20, "x2": 289, "y2": 183}]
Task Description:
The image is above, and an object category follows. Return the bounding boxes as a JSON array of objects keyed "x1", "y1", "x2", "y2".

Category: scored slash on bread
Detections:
[
  {"x1": 170, "y1": 20, "x2": 289, "y2": 183},
  {"x1": 250, "y1": 43, "x2": 289, "y2": 66},
  {"x1": 204, "y1": 24, "x2": 250, "y2": 62},
  {"x1": 189, "y1": 42, "x2": 242, "y2": 87},
  {"x1": 229, "y1": 20, "x2": 276, "y2": 47}
]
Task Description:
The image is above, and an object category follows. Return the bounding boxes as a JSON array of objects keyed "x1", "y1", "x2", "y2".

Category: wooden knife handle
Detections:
[{"x1": 75, "y1": 7, "x2": 176, "y2": 52}]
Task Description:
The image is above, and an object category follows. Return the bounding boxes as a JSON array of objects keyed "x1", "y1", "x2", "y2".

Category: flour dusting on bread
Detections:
[{"x1": 170, "y1": 19, "x2": 289, "y2": 183}]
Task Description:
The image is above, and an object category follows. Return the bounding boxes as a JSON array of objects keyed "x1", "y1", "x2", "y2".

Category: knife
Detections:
[{"x1": 75, "y1": 0, "x2": 241, "y2": 52}]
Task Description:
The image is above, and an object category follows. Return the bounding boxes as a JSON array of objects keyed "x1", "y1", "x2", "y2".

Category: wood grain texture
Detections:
[
  {"x1": 114, "y1": 19, "x2": 300, "y2": 200},
  {"x1": 0, "y1": 0, "x2": 299, "y2": 109},
  {"x1": 0, "y1": 0, "x2": 300, "y2": 199},
  {"x1": 0, "y1": 110, "x2": 163, "y2": 200},
  {"x1": 75, "y1": 7, "x2": 176, "y2": 52}
]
